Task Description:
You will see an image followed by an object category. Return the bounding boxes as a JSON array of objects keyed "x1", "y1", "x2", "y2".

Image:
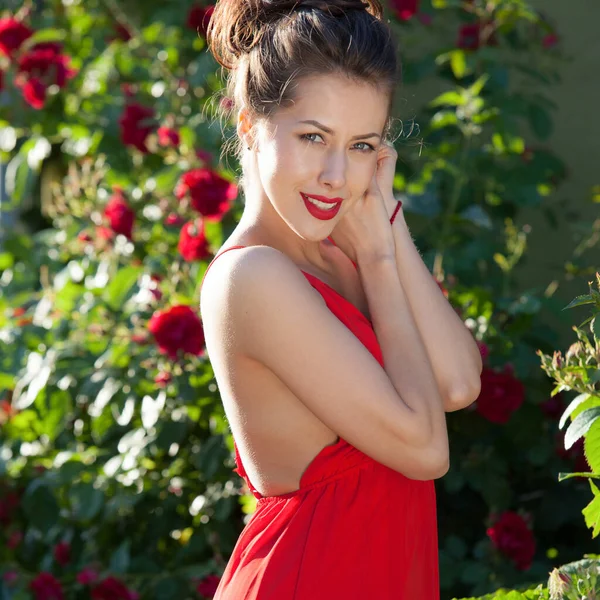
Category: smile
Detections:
[{"x1": 301, "y1": 193, "x2": 343, "y2": 221}]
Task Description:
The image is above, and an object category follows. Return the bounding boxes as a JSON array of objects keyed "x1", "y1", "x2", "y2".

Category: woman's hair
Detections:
[{"x1": 206, "y1": 0, "x2": 400, "y2": 165}]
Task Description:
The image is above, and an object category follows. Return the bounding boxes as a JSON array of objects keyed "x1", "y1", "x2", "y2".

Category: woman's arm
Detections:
[
  {"x1": 206, "y1": 246, "x2": 450, "y2": 480},
  {"x1": 359, "y1": 253, "x2": 449, "y2": 456},
  {"x1": 390, "y1": 207, "x2": 482, "y2": 412}
]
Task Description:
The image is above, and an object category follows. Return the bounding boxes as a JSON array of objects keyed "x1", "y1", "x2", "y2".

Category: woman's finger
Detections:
[{"x1": 375, "y1": 141, "x2": 398, "y2": 199}]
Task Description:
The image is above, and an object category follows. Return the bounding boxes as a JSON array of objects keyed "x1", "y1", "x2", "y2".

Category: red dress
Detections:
[{"x1": 202, "y1": 246, "x2": 439, "y2": 600}]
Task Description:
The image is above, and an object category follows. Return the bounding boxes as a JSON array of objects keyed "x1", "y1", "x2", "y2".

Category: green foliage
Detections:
[
  {"x1": 540, "y1": 272, "x2": 600, "y2": 541},
  {"x1": 0, "y1": 0, "x2": 593, "y2": 598}
]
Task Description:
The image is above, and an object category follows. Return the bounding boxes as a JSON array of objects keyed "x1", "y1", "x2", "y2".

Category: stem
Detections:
[{"x1": 433, "y1": 135, "x2": 471, "y2": 281}]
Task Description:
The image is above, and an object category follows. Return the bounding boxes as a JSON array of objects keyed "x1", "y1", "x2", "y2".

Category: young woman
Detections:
[{"x1": 200, "y1": 1, "x2": 483, "y2": 597}]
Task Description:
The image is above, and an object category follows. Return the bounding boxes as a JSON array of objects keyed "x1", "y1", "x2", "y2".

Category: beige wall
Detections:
[
  {"x1": 518, "y1": 0, "x2": 600, "y2": 342},
  {"x1": 401, "y1": 1, "x2": 600, "y2": 344}
]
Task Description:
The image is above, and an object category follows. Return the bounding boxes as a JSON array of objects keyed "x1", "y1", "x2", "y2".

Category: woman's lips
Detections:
[{"x1": 301, "y1": 192, "x2": 343, "y2": 221}]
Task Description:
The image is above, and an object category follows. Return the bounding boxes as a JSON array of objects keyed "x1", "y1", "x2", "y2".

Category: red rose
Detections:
[
  {"x1": 119, "y1": 103, "x2": 155, "y2": 153},
  {"x1": 7, "y1": 530, "x2": 23, "y2": 549},
  {"x1": 29, "y1": 572, "x2": 64, "y2": 600},
  {"x1": 556, "y1": 434, "x2": 589, "y2": 473},
  {"x1": 487, "y1": 511, "x2": 536, "y2": 571},
  {"x1": 178, "y1": 220, "x2": 211, "y2": 262},
  {"x1": 76, "y1": 567, "x2": 99, "y2": 585},
  {"x1": 195, "y1": 148, "x2": 214, "y2": 165},
  {"x1": 157, "y1": 126, "x2": 180, "y2": 147},
  {"x1": 91, "y1": 576, "x2": 138, "y2": 600},
  {"x1": 78, "y1": 230, "x2": 94, "y2": 243},
  {"x1": 457, "y1": 22, "x2": 497, "y2": 51},
  {"x1": 18, "y1": 43, "x2": 76, "y2": 86},
  {"x1": 3, "y1": 571, "x2": 18, "y2": 586},
  {"x1": 104, "y1": 189, "x2": 135, "y2": 239},
  {"x1": 15, "y1": 42, "x2": 77, "y2": 109},
  {"x1": 0, "y1": 18, "x2": 33, "y2": 59},
  {"x1": 543, "y1": 33, "x2": 559, "y2": 48},
  {"x1": 476, "y1": 341, "x2": 489, "y2": 363},
  {"x1": 540, "y1": 393, "x2": 565, "y2": 420},
  {"x1": 96, "y1": 226, "x2": 115, "y2": 241},
  {"x1": 475, "y1": 365, "x2": 524, "y2": 424},
  {"x1": 196, "y1": 574, "x2": 221, "y2": 598},
  {"x1": 53, "y1": 541, "x2": 71, "y2": 566},
  {"x1": 148, "y1": 305, "x2": 205, "y2": 359},
  {"x1": 155, "y1": 372, "x2": 172, "y2": 387},
  {"x1": 175, "y1": 168, "x2": 237, "y2": 221},
  {"x1": 113, "y1": 23, "x2": 132, "y2": 42},
  {"x1": 187, "y1": 5, "x2": 215, "y2": 37},
  {"x1": 21, "y1": 77, "x2": 46, "y2": 109},
  {"x1": 165, "y1": 213, "x2": 186, "y2": 227},
  {"x1": 389, "y1": 0, "x2": 420, "y2": 21},
  {"x1": 0, "y1": 490, "x2": 20, "y2": 525},
  {"x1": 132, "y1": 333, "x2": 150, "y2": 345}
]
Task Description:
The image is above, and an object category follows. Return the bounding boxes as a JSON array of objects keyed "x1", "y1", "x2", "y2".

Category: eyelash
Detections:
[{"x1": 300, "y1": 133, "x2": 376, "y2": 153}]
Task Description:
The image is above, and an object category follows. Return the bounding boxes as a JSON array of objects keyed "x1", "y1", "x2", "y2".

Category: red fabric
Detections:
[{"x1": 201, "y1": 246, "x2": 439, "y2": 600}]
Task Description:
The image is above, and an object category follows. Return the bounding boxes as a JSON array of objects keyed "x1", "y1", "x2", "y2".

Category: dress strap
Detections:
[{"x1": 200, "y1": 245, "x2": 247, "y2": 291}]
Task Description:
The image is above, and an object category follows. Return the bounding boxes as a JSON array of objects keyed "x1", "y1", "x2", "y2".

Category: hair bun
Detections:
[
  {"x1": 207, "y1": 0, "x2": 384, "y2": 70},
  {"x1": 262, "y1": 0, "x2": 382, "y2": 19}
]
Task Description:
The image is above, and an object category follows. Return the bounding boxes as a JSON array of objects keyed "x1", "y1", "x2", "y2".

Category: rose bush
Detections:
[{"x1": 0, "y1": 0, "x2": 594, "y2": 598}]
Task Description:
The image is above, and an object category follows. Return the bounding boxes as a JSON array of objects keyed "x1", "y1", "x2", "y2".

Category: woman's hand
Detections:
[
  {"x1": 376, "y1": 141, "x2": 401, "y2": 221},
  {"x1": 327, "y1": 141, "x2": 399, "y2": 264}
]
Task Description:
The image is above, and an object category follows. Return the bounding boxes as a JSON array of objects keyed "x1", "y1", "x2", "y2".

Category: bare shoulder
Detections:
[
  {"x1": 199, "y1": 245, "x2": 315, "y2": 343},
  {"x1": 200, "y1": 244, "x2": 307, "y2": 309}
]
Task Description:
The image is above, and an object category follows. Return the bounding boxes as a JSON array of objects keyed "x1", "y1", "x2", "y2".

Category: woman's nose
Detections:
[{"x1": 318, "y1": 150, "x2": 347, "y2": 190}]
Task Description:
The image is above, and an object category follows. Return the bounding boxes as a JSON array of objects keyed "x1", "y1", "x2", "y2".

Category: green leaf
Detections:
[
  {"x1": 4, "y1": 149, "x2": 37, "y2": 209},
  {"x1": 584, "y1": 419, "x2": 600, "y2": 473},
  {"x1": 583, "y1": 481, "x2": 600, "y2": 538},
  {"x1": 430, "y1": 91, "x2": 465, "y2": 108},
  {"x1": 563, "y1": 294, "x2": 594, "y2": 310},
  {"x1": 460, "y1": 561, "x2": 488, "y2": 585},
  {"x1": 22, "y1": 480, "x2": 60, "y2": 533},
  {"x1": 430, "y1": 111, "x2": 459, "y2": 130},
  {"x1": 109, "y1": 540, "x2": 131, "y2": 573},
  {"x1": 0, "y1": 252, "x2": 14, "y2": 270},
  {"x1": 102, "y1": 266, "x2": 142, "y2": 311},
  {"x1": 559, "y1": 393, "x2": 591, "y2": 429},
  {"x1": 450, "y1": 50, "x2": 468, "y2": 79},
  {"x1": 69, "y1": 482, "x2": 104, "y2": 522},
  {"x1": 445, "y1": 535, "x2": 468, "y2": 560},
  {"x1": 460, "y1": 205, "x2": 492, "y2": 229},
  {"x1": 153, "y1": 166, "x2": 183, "y2": 195},
  {"x1": 153, "y1": 577, "x2": 187, "y2": 600},
  {"x1": 494, "y1": 253, "x2": 510, "y2": 272},
  {"x1": 27, "y1": 28, "x2": 66, "y2": 45},
  {"x1": 565, "y1": 407, "x2": 600, "y2": 450},
  {"x1": 528, "y1": 105, "x2": 553, "y2": 140},
  {"x1": 468, "y1": 75, "x2": 489, "y2": 97},
  {"x1": 558, "y1": 471, "x2": 600, "y2": 482},
  {"x1": 592, "y1": 316, "x2": 600, "y2": 342}
]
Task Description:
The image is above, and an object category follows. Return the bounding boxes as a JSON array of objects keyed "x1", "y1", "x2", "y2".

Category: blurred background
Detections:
[{"x1": 1, "y1": 1, "x2": 599, "y2": 599}]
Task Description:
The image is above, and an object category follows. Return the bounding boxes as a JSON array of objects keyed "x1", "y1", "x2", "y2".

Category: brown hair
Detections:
[{"x1": 207, "y1": 0, "x2": 400, "y2": 164}]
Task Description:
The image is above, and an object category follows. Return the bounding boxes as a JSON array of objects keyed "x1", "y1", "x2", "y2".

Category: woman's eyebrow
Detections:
[{"x1": 298, "y1": 119, "x2": 381, "y2": 141}]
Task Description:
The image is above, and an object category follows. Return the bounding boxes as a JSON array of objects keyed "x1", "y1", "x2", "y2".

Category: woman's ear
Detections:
[{"x1": 237, "y1": 108, "x2": 255, "y2": 150}]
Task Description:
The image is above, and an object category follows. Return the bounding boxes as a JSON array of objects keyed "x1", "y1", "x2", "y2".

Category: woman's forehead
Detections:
[{"x1": 272, "y1": 75, "x2": 389, "y2": 130}]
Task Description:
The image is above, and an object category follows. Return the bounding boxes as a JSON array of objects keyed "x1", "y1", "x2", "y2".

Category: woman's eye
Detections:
[
  {"x1": 301, "y1": 133, "x2": 324, "y2": 144},
  {"x1": 300, "y1": 134, "x2": 375, "y2": 153},
  {"x1": 354, "y1": 142, "x2": 375, "y2": 152}
]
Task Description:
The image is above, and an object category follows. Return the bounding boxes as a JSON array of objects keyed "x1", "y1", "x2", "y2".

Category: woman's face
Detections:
[{"x1": 249, "y1": 74, "x2": 390, "y2": 241}]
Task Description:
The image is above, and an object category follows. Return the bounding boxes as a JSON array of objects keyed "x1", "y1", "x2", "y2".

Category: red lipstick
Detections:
[{"x1": 301, "y1": 193, "x2": 343, "y2": 221}]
